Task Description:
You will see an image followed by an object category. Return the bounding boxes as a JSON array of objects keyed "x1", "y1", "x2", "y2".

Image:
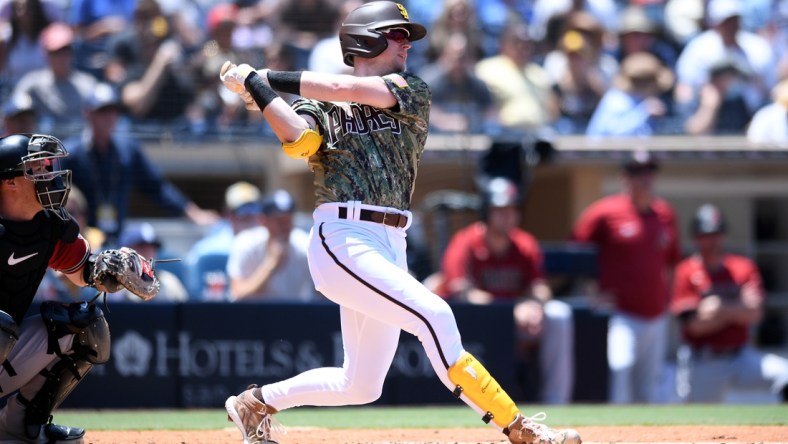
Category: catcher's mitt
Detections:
[{"x1": 88, "y1": 247, "x2": 160, "y2": 301}]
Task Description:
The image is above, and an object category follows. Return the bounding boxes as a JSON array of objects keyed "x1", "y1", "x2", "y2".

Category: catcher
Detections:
[{"x1": 0, "y1": 134, "x2": 159, "y2": 443}]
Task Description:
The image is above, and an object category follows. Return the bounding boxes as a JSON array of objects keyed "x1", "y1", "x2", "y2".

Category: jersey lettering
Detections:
[{"x1": 325, "y1": 103, "x2": 401, "y2": 145}]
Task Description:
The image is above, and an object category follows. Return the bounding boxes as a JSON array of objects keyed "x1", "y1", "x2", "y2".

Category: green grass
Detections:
[{"x1": 53, "y1": 404, "x2": 788, "y2": 430}]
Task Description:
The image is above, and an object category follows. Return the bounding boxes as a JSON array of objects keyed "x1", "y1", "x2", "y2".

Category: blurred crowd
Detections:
[{"x1": 0, "y1": 0, "x2": 787, "y2": 142}]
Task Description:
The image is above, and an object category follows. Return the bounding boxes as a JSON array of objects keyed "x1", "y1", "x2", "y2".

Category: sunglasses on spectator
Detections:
[{"x1": 379, "y1": 27, "x2": 410, "y2": 43}]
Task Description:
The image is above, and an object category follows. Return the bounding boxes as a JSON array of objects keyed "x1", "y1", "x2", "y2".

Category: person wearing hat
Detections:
[
  {"x1": 586, "y1": 51, "x2": 675, "y2": 136},
  {"x1": 115, "y1": 221, "x2": 188, "y2": 303},
  {"x1": 436, "y1": 177, "x2": 575, "y2": 404},
  {"x1": 1, "y1": 93, "x2": 36, "y2": 135},
  {"x1": 674, "y1": 0, "x2": 775, "y2": 119},
  {"x1": 184, "y1": 181, "x2": 264, "y2": 299},
  {"x1": 746, "y1": 78, "x2": 788, "y2": 147},
  {"x1": 682, "y1": 56, "x2": 753, "y2": 135},
  {"x1": 226, "y1": 189, "x2": 315, "y2": 302},
  {"x1": 11, "y1": 21, "x2": 98, "y2": 138},
  {"x1": 572, "y1": 149, "x2": 681, "y2": 403},
  {"x1": 62, "y1": 82, "x2": 218, "y2": 245},
  {"x1": 614, "y1": 5, "x2": 677, "y2": 69},
  {"x1": 671, "y1": 204, "x2": 788, "y2": 403}
]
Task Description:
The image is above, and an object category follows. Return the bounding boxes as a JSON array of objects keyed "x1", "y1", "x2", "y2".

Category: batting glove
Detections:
[{"x1": 220, "y1": 61, "x2": 255, "y2": 94}]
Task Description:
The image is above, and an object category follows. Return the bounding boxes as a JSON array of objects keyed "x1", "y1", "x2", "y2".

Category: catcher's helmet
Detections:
[
  {"x1": 339, "y1": 1, "x2": 426, "y2": 67},
  {"x1": 0, "y1": 133, "x2": 71, "y2": 210},
  {"x1": 691, "y1": 203, "x2": 726, "y2": 236}
]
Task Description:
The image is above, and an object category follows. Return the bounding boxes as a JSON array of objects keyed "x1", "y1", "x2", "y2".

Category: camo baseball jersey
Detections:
[{"x1": 293, "y1": 72, "x2": 431, "y2": 210}]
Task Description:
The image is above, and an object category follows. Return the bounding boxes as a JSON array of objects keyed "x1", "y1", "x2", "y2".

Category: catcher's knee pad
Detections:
[
  {"x1": 40, "y1": 301, "x2": 111, "y2": 364},
  {"x1": 20, "y1": 355, "x2": 93, "y2": 437},
  {"x1": 447, "y1": 352, "x2": 519, "y2": 429}
]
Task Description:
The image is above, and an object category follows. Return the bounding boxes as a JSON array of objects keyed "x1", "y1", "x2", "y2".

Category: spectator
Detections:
[
  {"x1": 115, "y1": 221, "x2": 188, "y2": 303},
  {"x1": 674, "y1": 0, "x2": 775, "y2": 121},
  {"x1": 184, "y1": 180, "x2": 263, "y2": 299},
  {"x1": 11, "y1": 21, "x2": 98, "y2": 138},
  {"x1": 227, "y1": 189, "x2": 314, "y2": 302},
  {"x1": 418, "y1": 32, "x2": 497, "y2": 134},
  {"x1": 188, "y1": 2, "x2": 247, "y2": 135},
  {"x1": 104, "y1": 0, "x2": 194, "y2": 125},
  {"x1": 0, "y1": 0, "x2": 62, "y2": 98},
  {"x1": 1, "y1": 92, "x2": 35, "y2": 134},
  {"x1": 747, "y1": 78, "x2": 788, "y2": 147},
  {"x1": 529, "y1": 0, "x2": 619, "y2": 44},
  {"x1": 571, "y1": 150, "x2": 681, "y2": 404},
  {"x1": 549, "y1": 30, "x2": 606, "y2": 134},
  {"x1": 586, "y1": 51, "x2": 675, "y2": 137},
  {"x1": 614, "y1": 5, "x2": 678, "y2": 69},
  {"x1": 681, "y1": 57, "x2": 752, "y2": 135},
  {"x1": 307, "y1": 0, "x2": 360, "y2": 75},
  {"x1": 63, "y1": 82, "x2": 218, "y2": 244},
  {"x1": 424, "y1": 0, "x2": 485, "y2": 65},
  {"x1": 672, "y1": 204, "x2": 788, "y2": 403},
  {"x1": 438, "y1": 177, "x2": 575, "y2": 404},
  {"x1": 663, "y1": 0, "x2": 704, "y2": 47},
  {"x1": 276, "y1": 0, "x2": 339, "y2": 70},
  {"x1": 541, "y1": 11, "x2": 618, "y2": 93},
  {"x1": 68, "y1": 0, "x2": 136, "y2": 79},
  {"x1": 475, "y1": 22, "x2": 558, "y2": 134}
]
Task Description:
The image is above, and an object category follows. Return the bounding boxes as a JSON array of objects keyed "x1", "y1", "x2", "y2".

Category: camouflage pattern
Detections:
[{"x1": 293, "y1": 72, "x2": 431, "y2": 210}]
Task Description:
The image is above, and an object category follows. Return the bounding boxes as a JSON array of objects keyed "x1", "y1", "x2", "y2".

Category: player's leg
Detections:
[
  {"x1": 262, "y1": 305, "x2": 401, "y2": 408},
  {"x1": 538, "y1": 300, "x2": 574, "y2": 404},
  {"x1": 634, "y1": 314, "x2": 668, "y2": 403},
  {"x1": 607, "y1": 313, "x2": 637, "y2": 403},
  {"x1": 0, "y1": 303, "x2": 108, "y2": 443},
  {"x1": 308, "y1": 218, "x2": 580, "y2": 443}
]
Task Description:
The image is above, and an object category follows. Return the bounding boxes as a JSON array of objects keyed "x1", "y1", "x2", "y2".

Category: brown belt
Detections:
[{"x1": 337, "y1": 207, "x2": 408, "y2": 228}]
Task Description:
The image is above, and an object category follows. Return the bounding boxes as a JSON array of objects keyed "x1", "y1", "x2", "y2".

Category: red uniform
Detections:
[
  {"x1": 440, "y1": 222, "x2": 544, "y2": 299},
  {"x1": 671, "y1": 254, "x2": 763, "y2": 349},
  {"x1": 571, "y1": 193, "x2": 680, "y2": 318}
]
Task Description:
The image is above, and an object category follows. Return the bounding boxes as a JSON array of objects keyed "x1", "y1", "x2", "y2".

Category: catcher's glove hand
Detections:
[{"x1": 89, "y1": 248, "x2": 160, "y2": 301}]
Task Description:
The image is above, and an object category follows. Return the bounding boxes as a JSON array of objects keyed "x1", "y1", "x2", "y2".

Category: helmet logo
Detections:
[{"x1": 396, "y1": 3, "x2": 409, "y2": 21}]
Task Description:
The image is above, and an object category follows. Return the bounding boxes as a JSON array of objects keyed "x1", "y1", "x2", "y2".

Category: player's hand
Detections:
[
  {"x1": 514, "y1": 298, "x2": 545, "y2": 338},
  {"x1": 220, "y1": 61, "x2": 255, "y2": 94}
]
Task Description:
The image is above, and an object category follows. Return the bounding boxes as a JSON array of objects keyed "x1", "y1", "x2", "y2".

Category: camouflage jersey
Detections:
[{"x1": 293, "y1": 72, "x2": 431, "y2": 210}]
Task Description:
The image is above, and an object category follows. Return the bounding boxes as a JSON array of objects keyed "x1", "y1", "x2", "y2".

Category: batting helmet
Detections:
[
  {"x1": 691, "y1": 203, "x2": 726, "y2": 236},
  {"x1": 0, "y1": 133, "x2": 71, "y2": 210},
  {"x1": 339, "y1": 1, "x2": 426, "y2": 67}
]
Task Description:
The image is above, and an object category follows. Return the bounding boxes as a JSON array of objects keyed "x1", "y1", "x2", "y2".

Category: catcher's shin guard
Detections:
[{"x1": 447, "y1": 352, "x2": 519, "y2": 429}]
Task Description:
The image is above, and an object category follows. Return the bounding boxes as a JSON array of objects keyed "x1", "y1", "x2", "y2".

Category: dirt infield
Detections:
[{"x1": 84, "y1": 425, "x2": 787, "y2": 443}]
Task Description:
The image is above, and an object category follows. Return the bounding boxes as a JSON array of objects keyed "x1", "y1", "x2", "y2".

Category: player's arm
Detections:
[{"x1": 255, "y1": 68, "x2": 398, "y2": 110}]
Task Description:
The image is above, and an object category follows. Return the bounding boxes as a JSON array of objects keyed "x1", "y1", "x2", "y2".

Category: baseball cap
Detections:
[
  {"x1": 85, "y1": 83, "x2": 121, "y2": 112},
  {"x1": 621, "y1": 149, "x2": 659, "y2": 174},
  {"x1": 706, "y1": 0, "x2": 742, "y2": 27},
  {"x1": 225, "y1": 181, "x2": 261, "y2": 212},
  {"x1": 261, "y1": 189, "x2": 296, "y2": 215},
  {"x1": 2, "y1": 93, "x2": 35, "y2": 118},
  {"x1": 207, "y1": 3, "x2": 238, "y2": 33},
  {"x1": 691, "y1": 203, "x2": 726, "y2": 236},
  {"x1": 119, "y1": 222, "x2": 162, "y2": 248},
  {"x1": 40, "y1": 22, "x2": 74, "y2": 52}
]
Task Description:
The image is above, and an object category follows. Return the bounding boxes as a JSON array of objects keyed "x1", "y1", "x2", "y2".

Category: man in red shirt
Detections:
[
  {"x1": 571, "y1": 150, "x2": 680, "y2": 403},
  {"x1": 440, "y1": 177, "x2": 575, "y2": 404},
  {"x1": 672, "y1": 204, "x2": 788, "y2": 402}
]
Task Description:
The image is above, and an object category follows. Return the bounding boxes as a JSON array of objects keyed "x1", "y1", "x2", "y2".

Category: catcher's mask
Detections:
[
  {"x1": 339, "y1": 1, "x2": 426, "y2": 67},
  {"x1": 0, "y1": 133, "x2": 72, "y2": 212}
]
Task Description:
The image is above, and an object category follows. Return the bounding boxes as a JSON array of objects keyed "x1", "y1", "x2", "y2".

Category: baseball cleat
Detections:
[
  {"x1": 225, "y1": 385, "x2": 284, "y2": 444},
  {"x1": 506, "y1": 412, "x2": 581, "y2": 444}
]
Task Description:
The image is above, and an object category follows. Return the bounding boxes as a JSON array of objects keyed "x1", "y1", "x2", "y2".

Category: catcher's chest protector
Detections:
[{"x1": 0, "y1": 211, "x2": 77, "y2": 323}]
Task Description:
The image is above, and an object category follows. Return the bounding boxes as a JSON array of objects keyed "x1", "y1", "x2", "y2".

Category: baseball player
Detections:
[
  {"x1": 672, "y1": 204, "x2": 788, "y2": 402},
  {"x1": 0, "y1": 133, "x2": 159, "y2": 443},
  {"x1": 219, "y1": 2, "x2": 581, "y2": 444}
]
